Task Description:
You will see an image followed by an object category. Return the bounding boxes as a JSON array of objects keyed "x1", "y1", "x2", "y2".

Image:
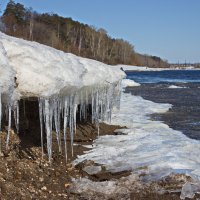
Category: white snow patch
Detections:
[
  {"x1": 168, "y1": 85, "x2": 188, "y2": 89},
  {"x1": 121, "y1": 79, "x2": 140, "y2": 88}
]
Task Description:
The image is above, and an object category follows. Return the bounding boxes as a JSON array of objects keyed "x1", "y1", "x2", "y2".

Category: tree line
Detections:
[{"x1": 0, "y1": 0, "x2": 169, "y2": 67}]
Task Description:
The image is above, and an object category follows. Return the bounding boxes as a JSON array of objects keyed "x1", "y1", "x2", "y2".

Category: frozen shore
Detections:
[{"x1": 73, "y1": 79, "x2": 200, "y2": 199}]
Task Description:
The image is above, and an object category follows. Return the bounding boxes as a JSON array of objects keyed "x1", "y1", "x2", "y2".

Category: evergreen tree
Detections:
[{"x1": 3, "y1": 0, "x2": 26, "y2": 24}]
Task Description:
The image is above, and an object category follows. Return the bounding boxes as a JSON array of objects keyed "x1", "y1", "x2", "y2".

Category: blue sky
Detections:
[{"x1": 1, "y1": 0, "x2": 200, "y2": 63}]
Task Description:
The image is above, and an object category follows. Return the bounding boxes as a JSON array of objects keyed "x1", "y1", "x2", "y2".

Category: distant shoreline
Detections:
[{"x1": 116, "y1": 64, "x2": 200, "y2": 72}]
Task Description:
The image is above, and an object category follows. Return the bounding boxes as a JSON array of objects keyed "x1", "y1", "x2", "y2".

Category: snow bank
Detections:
[
  {"x1": 0, "y1": 32, "x2": 125, "y2": 160},
  {"x1": 0, "y1": 32, "x2": 125, "y2": 98}
]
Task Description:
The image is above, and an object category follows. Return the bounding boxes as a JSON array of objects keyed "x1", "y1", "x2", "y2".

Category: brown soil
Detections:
[
  {"x1": 0, "y1": 122, "x2": 198, "y2": 200},
  {"x1": 0, "y1": 122, "x2": 127, "y2": 200}
]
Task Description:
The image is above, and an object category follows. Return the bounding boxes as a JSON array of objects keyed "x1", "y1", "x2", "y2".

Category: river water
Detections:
[{"x1": 126, "y1": 70, "x2": 200, "y2": 140}]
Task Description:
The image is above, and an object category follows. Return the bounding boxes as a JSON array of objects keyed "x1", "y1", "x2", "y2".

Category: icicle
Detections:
[
  {"x1": 85, "y1": 89, "x2": 88, "y2": 120},
  {"x1": 100, "y1": 89, "x2": 104, "y2": 121},
  {"x1": 16, "y1": 101, "x2": 19, "y2": 134},
  {"x1": 74, "y1": 103, "x2": 77, "y2": 135},
  {"x1": 14, "y1": 101, "x2": 19, "y2": 134},
  {"x1": 44, "y1": 99, "x2": 52, "y2": 162},
  {"x1": 53, "y1": 99, "x2": 62, "y2": 153},
  {"x1": 61, "y1": 97, "x2": 64, "y2": 119},
  {"x1": 6, "y1": 106, "x2": 12, "y2": 150},
  {"x1": 69, "y1": 94, "x2": 76, "y2": 156},
  {"x1": 14, "y1": 107, "x2": 17, "y2": 132},
  {"x1": 91, "y1": 90, "x2": 94, "y2": 124},
  {"x1": 35, "y1": 80, "x2": 123, "y2": 162},
  {"x1": 49, "y1": 100, "x2": 53, "y2": 156},
  {"x1": 0, "y1": 93, "x2": 1, "y2": 131},
  {"x1": 63, "y1": 97, "x2": 68, "y2": 161},
  {"x1": 0, "y1": 93, "x2": 1, "y2": 152},
  {"x1": 79, "y1": 91, "x2": 82, "y2": 121},
  {"x1": 95, "y1": 89, "x2": 100, "y2": 136},
  {"x1": 39, "y1": 98, "x2": 44, "y2": 159},
  {"x1": 57, "y1": 100, "x2": 62, "y2": 152},
  {"x1": 5, "y1": 105, "x2": 8, "y2": 121},
  {"x1": 70, "y1": 99, "x2": 74, "y2": 156}
]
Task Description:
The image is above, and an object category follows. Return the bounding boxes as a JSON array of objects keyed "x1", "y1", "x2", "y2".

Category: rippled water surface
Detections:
[{"x1": 126, "y1": 70, "x2": 200, "y2": 140}]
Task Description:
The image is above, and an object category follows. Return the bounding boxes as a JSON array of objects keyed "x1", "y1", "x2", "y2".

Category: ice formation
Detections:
[
  {"x1": 0, "y1": 32, "x2": 125, "y2": 160},
  {"x1": 74, "y1": 79, "x2": 200, "y2": 199}
]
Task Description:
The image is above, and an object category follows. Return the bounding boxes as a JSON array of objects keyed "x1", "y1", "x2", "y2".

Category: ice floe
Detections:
[{"x1": 121, "y1": 79, "x2": 140, "y2": 87}]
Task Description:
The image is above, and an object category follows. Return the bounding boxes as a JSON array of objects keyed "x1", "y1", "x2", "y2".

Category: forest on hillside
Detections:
[{"x1": 0, "y1": 0, "x2": 169, "y2": 67}]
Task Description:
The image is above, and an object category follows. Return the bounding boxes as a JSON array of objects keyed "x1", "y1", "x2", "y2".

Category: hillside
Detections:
[{"x1": 1, "y1": 0, "x2": 169, "y2": 68}]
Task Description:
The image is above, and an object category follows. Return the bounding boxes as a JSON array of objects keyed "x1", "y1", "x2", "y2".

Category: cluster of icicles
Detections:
[{"x1": 1, "y1": 82, "x2": 121, "y2": 162}]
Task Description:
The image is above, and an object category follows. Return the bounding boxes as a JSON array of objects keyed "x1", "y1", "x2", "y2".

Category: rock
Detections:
[
  {"x1": 64, "y1": 183, "x2": 71, "y2": 188},
  {"x1": 114, "y1": 129, "x2": 128, "y2": 135},
  {"x1": 41, "y1": 186, "x2": 47, "y2": 191},
  {"x1": 83, "y1": 166, "x2": 102, "y2": 175},
  {"x1": 55, "y1": 171, "x2": 60, "y2": 176},
  {"x1": 39, "y1": 177, "x2": 44, "y2": 182}
]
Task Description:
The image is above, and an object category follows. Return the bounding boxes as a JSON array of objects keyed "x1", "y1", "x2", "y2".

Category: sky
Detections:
[{"x1": 1, "y1": 0, "x2": 200, "y2": 63}]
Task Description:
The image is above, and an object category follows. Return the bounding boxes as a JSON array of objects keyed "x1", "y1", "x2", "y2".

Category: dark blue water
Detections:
[
  {"x1": 126, "y1": 70, "x2": 200, "y2": 83},
  {"x1": 125, "y1": 70, "x2": 200, "y2": 140}
]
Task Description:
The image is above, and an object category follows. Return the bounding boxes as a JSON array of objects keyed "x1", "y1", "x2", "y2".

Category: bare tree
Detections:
[{"x1": 29, "y1": 11, "x2": 34, "y2": 40}]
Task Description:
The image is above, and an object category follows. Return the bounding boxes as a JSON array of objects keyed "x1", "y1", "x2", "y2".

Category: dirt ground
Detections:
[
  {"x1": 0, "y1": 122, "x2": 125, "y2": 200},
  {"x1": 0, "y1": 121, "x2": 198, "y2": 200}
]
